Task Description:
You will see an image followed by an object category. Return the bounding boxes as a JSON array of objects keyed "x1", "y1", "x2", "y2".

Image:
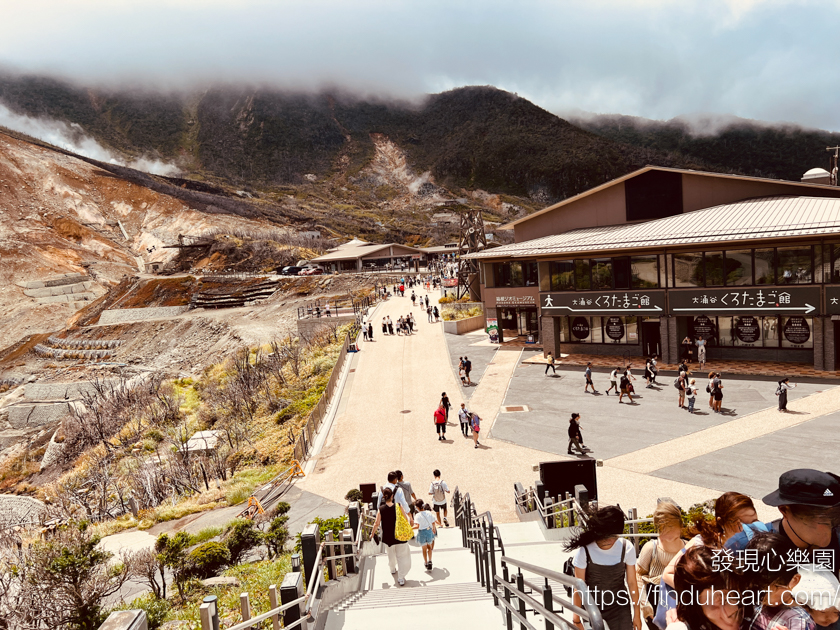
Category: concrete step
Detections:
[{"x1": 336, "y1": 582, "x2": 492, "y2": 610}]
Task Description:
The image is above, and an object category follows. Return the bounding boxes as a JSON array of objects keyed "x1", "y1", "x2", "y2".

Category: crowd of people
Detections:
[{"x1": 566, "y1": 468, "x2": 840, "y2": 630}]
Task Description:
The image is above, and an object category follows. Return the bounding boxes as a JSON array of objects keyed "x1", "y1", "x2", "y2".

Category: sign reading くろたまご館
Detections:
[
  {"x1": 669, "y1": 287, "x2": 819, "y2": 316},
  {"x1": 541, "y1": 290, "x2": 665, "y2": 315}
]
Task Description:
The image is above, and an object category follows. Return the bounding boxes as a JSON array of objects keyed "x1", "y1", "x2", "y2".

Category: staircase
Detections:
[{"x1": 323, "y1": 527, "x2": 504, "y2": 629}]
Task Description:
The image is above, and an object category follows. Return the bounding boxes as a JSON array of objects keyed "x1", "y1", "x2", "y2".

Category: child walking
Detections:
[{"x1": 413, "y1": 500, "x2": 438, "y2": 570}]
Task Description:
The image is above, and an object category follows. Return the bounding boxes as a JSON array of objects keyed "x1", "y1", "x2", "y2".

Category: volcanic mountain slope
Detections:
[
  {"x1": 0, "y1": 75, "x2": 709, "y2": 203},
  {"x1": 574, "y1": 113, "x2": 840, "y2": 182},
  {"x1": 0, "y1": 131, "x2": 277, "y2": 351}
]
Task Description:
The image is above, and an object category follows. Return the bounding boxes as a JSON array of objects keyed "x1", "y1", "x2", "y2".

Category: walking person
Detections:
[
  {"x1": 776, "y1": 377, "x2": 796, "y2": 412},
  {"x1": 644, "y1": 358, "x2": 653, "y2": 388},
  {"x1": 567, "y1": 505, "x2": 643, "y2": 630},
  {"x1": 427, "y1": 305, "x2": 433, "y2": 323},
  {"x1": 676, "y1": 369, "x2": 687, "y2": 409},
  {"x1": 707, "y1": 371, "x2": 716, "y2": 410},
  {"x1": 695, "y1": 335, "x2": 707, "y2": 369},
  {"x1": 685, "y1": 378, "x2": 697, "y2": 413},
  {"x1": 545, "y1": 352, "x2": 556, "y2": 375},
  {"x1": 368, "y1": 321, "x2": 374, "y2": 341},
  {"x1": 649, "y1": 356, "x2": 658, "y2": 385},
  {"x1": 429, "y1": 470, "x2": 451, "y2": 527},
  {"x1": 470, "y1": 412, "x2": 481, "y2": 448},
  {"x1": 382, "y1": 317, "x2": 388, "y2": 336},
  {"x1": 433, "y1": 306, "x2": 439, "y2": 321},
  {"x1": 387, "y1": 316, "x2": 394, "y2": 336},
  {"x1": 618, "y1": 371, "x2": 634, "y2": 404},
  {"x1": 568, "y1": 413, "x2": 587, "y2": 455},
  {"x1": 413, "y1": 500, "x2": 437, "y2": 571},
  {"x1": 440, "y1": 392, "x2": 451, "y2": 422},
  {"x1": 463, "y1": 356, "x2": 472, "y2": 385},
  {"x1": 411, "y1": 291, "x2": 416, "y2": 306},
  {"x1": 607, "y1": 367, "x2": 620, "y2": 396},
  {"x1": 434, "y1": 402, "x2": 447, "y2": 441},
  {"x1": 458, "y1": 362, "x2": 467, "y2": 386},
  {"x1": 584, "y1": 362, "x2": 598, "y2": 394},
  {"x1": 711, "y1": 372, "x2": 724, "y2": 413},
  {"x1": 362, "y1": 324, "x2": 369, "y2": 341},
  {"x1": 370, "y1": 487, "x2": 411, "y2": 586},
  {"x1": 458, "y1": 403, "x2": 471, "y2": 436}
]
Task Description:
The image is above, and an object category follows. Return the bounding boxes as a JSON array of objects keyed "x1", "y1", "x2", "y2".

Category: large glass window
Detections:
[
  {"x1": 672, "y1": 253, "x2": 704, "y2": 287},
  {"x1": 591, "y1": 258, "x2": 613, "y2": 290},
  {"x1": 575, "y1": 259, "x2": 591, "y2": 290},
  {"x1": 831, "y1": 244, "x2": 840, "y2": 283},
  {"x1": 755, "y1": 249, "x2": 775, "y2": 285},
  {"x1": 725, "y1": 250, "x2": 753, "y2": 286},
  {"x1": 567, "y1": 316, "x2": 638, "y2": 344},
  {"x1": 631, "y1": 256, "x2": 659, "y2": 288},
  {"x1": 777, "y1": 247, "x2": 812, "y2": 284},
  {"x1": 549, "y1": 261, "x2": 575, "y2": 291},
  {"x1": 523, "y1": 261, "x2": 539, "y2": 287},
  {"x1": 705, "y1": 252, "x2": 725, "y2": 287},
  {"x1": 718, "y1": 315, "x2": 763, "y2": 347},
  {"x1": 591, "y1": 316, "x2": 604, "y2": 343},
  {"x1": 614, "y1": 257, "x2": 632, "y2": 290}
]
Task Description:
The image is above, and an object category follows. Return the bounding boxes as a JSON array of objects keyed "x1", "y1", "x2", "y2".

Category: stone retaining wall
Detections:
[
  {"x1": 443, "y1": 314, "x2": 486, "y2": 335},
  {"x1": 0, "y1": 495, "x2": 46, "y2": 527},
  {"x1": 24, "y1": 281, "x2": 94, "y2": 298},
  {"x1": 7, "y1": 403, "x2": 71, "y2": 429},
  {"x1": 34, "y1": 345, "x2": 113, "y2": 360},
  {"x1": 98, "y1": 305, "x2": 189, "y2": 325},
  {"x1": 16, "y1": 273, "x2": 87, "y2": 290},
  {"x1": 46, "y1": 336, "x2": 122, "y2": 350},
  {"x1": 24, "y1": 381, "x2": 105, "y2": 401}
]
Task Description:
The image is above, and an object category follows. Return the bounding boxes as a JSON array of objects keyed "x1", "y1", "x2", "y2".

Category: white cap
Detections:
[{"x1": 792, "y1": 565, "x2": 840, "y2": 611}]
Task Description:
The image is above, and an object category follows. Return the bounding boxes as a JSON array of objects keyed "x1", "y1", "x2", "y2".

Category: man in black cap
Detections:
[{"x1": 726, "y1": 469, "x2": 840, "y2": 581}]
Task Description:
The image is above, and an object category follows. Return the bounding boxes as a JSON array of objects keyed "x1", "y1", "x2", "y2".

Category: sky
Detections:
[{"x1": 3, "y1": 0, "x2": 840, "y2": 131}]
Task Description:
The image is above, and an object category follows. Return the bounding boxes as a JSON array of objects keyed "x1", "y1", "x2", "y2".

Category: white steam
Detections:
[{"x1": 0, "y1": 102, "x2": 179, "y2": 176}]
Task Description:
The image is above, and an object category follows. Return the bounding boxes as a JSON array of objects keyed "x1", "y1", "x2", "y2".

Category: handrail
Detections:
[{"x1": 222, "y1": 595, "x2": 307, "y2": 630}]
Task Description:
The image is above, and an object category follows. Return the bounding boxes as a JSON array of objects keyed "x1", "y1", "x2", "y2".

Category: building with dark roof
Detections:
[{"x1": 466, "y1": 166, "x2": 840, "y2": 370}]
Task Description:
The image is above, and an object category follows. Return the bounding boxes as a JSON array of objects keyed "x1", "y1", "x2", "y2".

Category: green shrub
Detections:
[
  {"x1": 294, "y1": 516, "x2": 346, "y2": 553},
  {"x1": 345, "y1": 489, "x2": 363, "y2": 503},
  {"x1": 124, "y1": 593, "x2": 171, "y2": 630},
  {"x1": 187, "y1": 541, "x2": 231, "y2": 579},
  {"x1": 263, "y1": 516, "x2": 290, "y2": 559},
  {"x1": 438, "y1": 296, "x2": 454, "y2": 304},
  {"x1": 275, "y1": 501, "x2": 291, "y2": 516},
  {"x1": 225, "y1": 519, "x2": 262, "y2": 565}
]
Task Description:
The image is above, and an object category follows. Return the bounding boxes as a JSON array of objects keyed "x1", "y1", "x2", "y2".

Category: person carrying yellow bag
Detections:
[{"x1": 371, "y1": 487, "x2": 413, "y2": 585}]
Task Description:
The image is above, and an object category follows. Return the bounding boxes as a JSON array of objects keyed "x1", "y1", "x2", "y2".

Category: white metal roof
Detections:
[
  {"x1": 467, "y1": 196, "x2": 840, "y2": 259},
  {"x1": 312, "y1": 242, "x2": 425, "y2": 262}
]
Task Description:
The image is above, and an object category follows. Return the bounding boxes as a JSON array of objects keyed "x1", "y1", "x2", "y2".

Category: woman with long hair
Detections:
[
  {"x1": 566, "y1": 505, "x2": 642, "y2": 630},
  {"x1": 672, "y1": 545, "x2": 745, "y2": 630},
  {"x1": 776, "y1": 378, "x2": 796, "y2": 412},
  {"x1": 370, "y1": 487, "x2": 412, "y2": 586},
  {"x1": 636, "y1": 502, "x2": 687, "y2": 628}
]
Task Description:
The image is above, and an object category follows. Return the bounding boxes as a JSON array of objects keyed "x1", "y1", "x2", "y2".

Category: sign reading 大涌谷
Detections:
[
  {"x1": 541, "y1": 290, "x2": 665, "y2": 315},
  {"x1": 496, "y1": 295, "x2": 536, "y2": 306},
  {"x1": 669, "y1": 287, "x2": 820, "y2": 316},
  {"x1": 826, "y1": 286, "x2": 840, "y2": 315}
]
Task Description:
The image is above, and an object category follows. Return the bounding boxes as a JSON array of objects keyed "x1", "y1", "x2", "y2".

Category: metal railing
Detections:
[{"x1": 452, "y1": 487, "x2": 606, "y2": 630}]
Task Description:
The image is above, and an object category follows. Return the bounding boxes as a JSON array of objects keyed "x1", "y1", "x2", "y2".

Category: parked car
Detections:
[
  {"x1": 281, "y1": 266, "x2": 303, "y2": 276},
  {"x1": 299, "y1": 267, "x2": 324, "y2": 276}
]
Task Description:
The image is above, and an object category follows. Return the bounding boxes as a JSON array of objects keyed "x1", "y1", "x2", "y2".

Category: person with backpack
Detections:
[
  {"x1": 567, "y1": 505, "x2": 642, "y2": 630},
  {"x1": 433, "y1": 402, "x2": 447, "y2": 441},
  {"x1": 545, "y1": 352, "x2": 556, "y2": 375},
  {"x1": 429, "y1": 470, "x2": 450, "y2": 527},
  {"x1": 619, "y1": 372, "x2": 634, "y2": 404},
  {"x1": 470, "y1": 412, "x2": 481, "y2": 448},
  {"x1": 676, "y1": 369, "x2": 687, "y2": 409},
  {"x1": 413, "y1": 500, "x2": 437, "y2": 571},
  {"x1": 607, "y1": 367, "x2": 620, "y2": 395},
  {"x1": 584, "y1": 362, "x2": 598, "y2": 393},
  {"x1": 458, "y1": 403, "x2": 471, "y2": 437},
  {"x1": 395, "y1": 470, "x2": 418, "y2": 520},
  {"x1": 776, "y1": 377, "x2": 796, "y2": 412},
  {"x1": 685, "y1": 378, "x2": 698, "y2": 413}
]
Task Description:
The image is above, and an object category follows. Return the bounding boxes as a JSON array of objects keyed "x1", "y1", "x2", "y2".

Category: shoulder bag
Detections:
[{"x1": 395, "y1": 503, "x2": 414, "y2": 542}]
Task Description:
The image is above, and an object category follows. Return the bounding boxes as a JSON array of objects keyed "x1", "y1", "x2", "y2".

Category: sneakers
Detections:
[
  {"x1": 398, "y1": 578, "x2": 405, "y2": 586},
  {"x1": 443, "y1": 517, "x2": 449, "y2": 527},
  {"x1": 391, "y1": 568, "x2": 398, "y2": 574},
  {"x1": 425, "y1": 561, "x2": 432, "y2": 570}
]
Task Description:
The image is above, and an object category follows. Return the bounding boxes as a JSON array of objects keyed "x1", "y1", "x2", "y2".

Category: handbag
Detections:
[{"x1": 395, "y1": 503, "x2": 414, "y2": 542}]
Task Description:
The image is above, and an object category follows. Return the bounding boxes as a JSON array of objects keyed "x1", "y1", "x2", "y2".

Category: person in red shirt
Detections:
[{"x1": 434, "y1": 403, "x2": 447, "y2": 441}]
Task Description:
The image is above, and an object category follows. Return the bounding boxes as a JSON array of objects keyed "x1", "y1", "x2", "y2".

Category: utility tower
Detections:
[
  {"x1": 456, "y1": 209, "x2": 487, "y2": 300},
  {"x1": 827, "y1": 146, "x2": 840, "y2": 186}
]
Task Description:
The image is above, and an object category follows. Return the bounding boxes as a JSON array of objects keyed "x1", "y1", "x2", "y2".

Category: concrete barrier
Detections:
[
  {"x1": 7, "y1": 403, "x2": 72, "y2": 429},
  {"x1": 442, "y1": 314, "x2": 485, "y2": 335}
]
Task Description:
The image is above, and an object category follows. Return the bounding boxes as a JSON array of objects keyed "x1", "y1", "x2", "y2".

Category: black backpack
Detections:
[{"x1": 562, "y1": 557, "x2": 575, "y2": 596}]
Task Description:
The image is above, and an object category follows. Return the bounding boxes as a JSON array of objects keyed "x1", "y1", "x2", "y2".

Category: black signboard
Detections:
[
  {"x1": 734, "y1": 316, "x2": 760, "y2": 343},
  {"x1": 605, "y1": 316, "x2": 625, "y2": 340},
  {"x1": 693, "y1": 315, "x2": 716, "y2": 340},
  {"x1": 669, "y1": 286, "x2": 820, "y2": 316},
  {"x1": 541, "y1": 290, "x2": 665, "y2": 316},
  {"x1": 571, "y1": 317, "x2": 590, "y2": 340},
  {"x1": 827, "y1": 286, "x2": 840, "y2": 315},
  {"x1": 783, "y1": 316, "x2": 811, "y2": 345}
]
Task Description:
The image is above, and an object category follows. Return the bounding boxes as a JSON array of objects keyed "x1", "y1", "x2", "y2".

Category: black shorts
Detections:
[
  {"x1": 436, "y1": 423, "x2": 446, "y2": 434},
  {"x1": 585, "y1": 376, "x2": 593, "y2": 384},
  {"x1": 433, "y1": 503, "x2": 447, "y2": 513}
]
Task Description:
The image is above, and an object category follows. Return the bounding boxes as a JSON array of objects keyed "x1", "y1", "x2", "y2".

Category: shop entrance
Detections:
[
  {"x1": 499, "y1": 307, "x2": 539, "y2": 339},
  {"x1": 835, "y1": 321, "x2": 840, "y2": 368},
  {"x1": 640, "y1": 320, "x2": 661, "y2": 357}
]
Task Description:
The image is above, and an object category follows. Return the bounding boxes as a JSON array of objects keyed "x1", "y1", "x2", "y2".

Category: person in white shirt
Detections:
[
  {"x1": 383, "y1": 471, "x2": 411, "y2": 522},
  {"x1": 429, "y1": 470, "x2": 451, "y2": 527},
  {"x1": 413, "y1": 500, "x2": 438, "y2": 570},
  {"x1": 685, "y1": 378, "x2": 698, "y2": 413},
  {"x1": 457, "y1": 403, "x2": 471, "y2": 437}
]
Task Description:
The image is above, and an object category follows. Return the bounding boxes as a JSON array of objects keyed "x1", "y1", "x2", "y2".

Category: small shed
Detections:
[{"x1": 184, "y1": 430, "x2": 222, "y2": 455}]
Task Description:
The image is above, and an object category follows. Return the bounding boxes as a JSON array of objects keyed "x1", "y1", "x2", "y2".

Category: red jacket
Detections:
[{"x1": 434, "y1": 408, "x2": 446, "y2": 424}]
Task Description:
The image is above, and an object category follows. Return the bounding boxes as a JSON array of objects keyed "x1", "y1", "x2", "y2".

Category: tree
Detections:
[
  {"x1": 154, "y1": 532, "x2": 192, "y2": 602},
  {"x1": 0, "y1": 521, "x2": 136, "y2": 630},
  {"x1": 224, "y1": 519, "x2": 262, "y2": 565}
]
